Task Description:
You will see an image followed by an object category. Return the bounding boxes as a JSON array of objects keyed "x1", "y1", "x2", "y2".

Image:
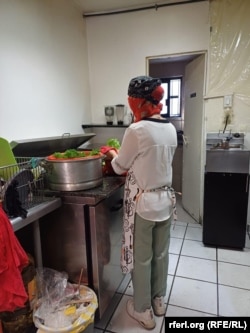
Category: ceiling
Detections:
[{"x1": 73, "y1": 0, "x2": 206, "y2": 16}]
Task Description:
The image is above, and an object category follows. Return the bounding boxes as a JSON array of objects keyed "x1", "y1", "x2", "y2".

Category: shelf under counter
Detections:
[
  {"x1": 12, "y1": 198, "x2": 62, "y2": 268},
  {"x1": 11, "y1": 198, "x2": 62, "y2": 232}
]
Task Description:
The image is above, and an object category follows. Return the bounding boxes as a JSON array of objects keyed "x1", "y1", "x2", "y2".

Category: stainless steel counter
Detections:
[
  {"x1": 11, "y1": 177, "x2": 124, "y2": 270},
  {"x1": 11, "y1": 198, "x2": 62, "y2": 232},
  {"x1": 44, "y1": 176, "x2": 126, "y2": 205},
  {"x1": 205, "y1": 150, "x2": 250, "y2": 173},
  {"x1": 39, "y1": 176, "x2": 126, "y2": 319}
]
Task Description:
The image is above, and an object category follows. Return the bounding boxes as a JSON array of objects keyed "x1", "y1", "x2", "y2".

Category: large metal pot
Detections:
[{"x1": 44, "y1": 155, "x2": 103, "y2": 191}]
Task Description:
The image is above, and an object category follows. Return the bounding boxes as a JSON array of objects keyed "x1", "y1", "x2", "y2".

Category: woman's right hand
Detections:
[
  {"x1": 106, "y1": 149, "x2": 118, "y2": 160},
  {"x1": 100, "y1": 146, "x2": 118, "y2": 160}
]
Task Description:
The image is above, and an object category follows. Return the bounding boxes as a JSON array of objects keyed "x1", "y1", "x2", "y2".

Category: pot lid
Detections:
[{"x1": 10, "y1": 133, "x2": 96, "y2": 157}]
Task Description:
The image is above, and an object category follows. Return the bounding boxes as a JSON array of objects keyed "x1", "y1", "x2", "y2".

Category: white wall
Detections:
[
  {"x1": 205, "y1": 0, "x2": 250, "y2": 137},
  {"x1": 1, "y1": 0, "x2": 249, "y2": 145},
  {"x1": 0, "y1": 0, "x2": 91, "y2": 141},
  {"x1": 0, "y1": 1, "x2": 210, "y2": 142},
  {"x1": 85, "y1": 1, "x2": 210, "y2": 124}
]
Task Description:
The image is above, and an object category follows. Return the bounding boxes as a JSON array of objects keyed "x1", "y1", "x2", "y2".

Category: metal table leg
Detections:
[{"x1": 33, "y1": 219, "x2": 43, "y2": 268}]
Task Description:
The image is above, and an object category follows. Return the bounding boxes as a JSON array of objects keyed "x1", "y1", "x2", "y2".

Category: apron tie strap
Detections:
[{"x1": 135, "y1": 186, "x2": 181, "y2": 222}]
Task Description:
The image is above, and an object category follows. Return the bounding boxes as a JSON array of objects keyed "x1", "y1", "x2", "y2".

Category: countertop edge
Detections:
[{"x1": 11, "y1": 198, "x2": 62, "y2": 231}]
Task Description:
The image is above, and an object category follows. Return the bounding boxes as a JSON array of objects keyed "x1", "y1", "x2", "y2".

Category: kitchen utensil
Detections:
[
  {"x1": 115, "y1": 104, "x2": 126, "y2": 125},
  {"x1": 104, "y1": 106, "x2": 114, "y2": 125},
  {"x1": 44, "y1": 153, "x2": 104, "y2": 191},
  {"x1": 10, "y1": 133, "x2": 96, "y2": 157}
]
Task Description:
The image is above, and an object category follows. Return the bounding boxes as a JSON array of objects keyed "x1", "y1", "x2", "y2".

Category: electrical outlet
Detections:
[{"x1": 224, "y1": 95, "x2": 233, "y2": 108}]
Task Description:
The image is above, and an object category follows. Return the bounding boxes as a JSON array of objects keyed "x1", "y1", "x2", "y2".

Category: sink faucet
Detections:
[
  {"x1": 226, "y1": 131, "x2": 233, "y2": 141},
  {"x1": 218, "y1": 129, "x2": 232, "y2": 138},
  {"x1": 220, "y1": 139, "x2": 229, "y2": 149}
]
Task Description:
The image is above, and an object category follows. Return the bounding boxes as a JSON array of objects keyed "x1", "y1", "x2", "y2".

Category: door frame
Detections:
[{"x1": 146, "y1": 50, "x2": 207, "y2": 222}]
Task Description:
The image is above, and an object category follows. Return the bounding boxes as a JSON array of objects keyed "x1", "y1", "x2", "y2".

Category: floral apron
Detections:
[{"x1": 120, "y1": 170, "x2": 179, "y2": 274}]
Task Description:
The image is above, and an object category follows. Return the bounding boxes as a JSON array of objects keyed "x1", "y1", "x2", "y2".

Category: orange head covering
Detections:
[{"x1": 127, "y1": 76, "x2": 164, "y2": 122}]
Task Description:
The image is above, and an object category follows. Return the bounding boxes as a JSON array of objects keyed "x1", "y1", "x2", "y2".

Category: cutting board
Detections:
[{"x1": 0, "y1": 137, "x2": 19, "y2": 180}]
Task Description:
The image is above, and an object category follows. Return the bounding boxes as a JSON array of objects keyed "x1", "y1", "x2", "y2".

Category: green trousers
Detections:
[{"x1": 132, "y1": 213, "x2": 172, "y2": 312}]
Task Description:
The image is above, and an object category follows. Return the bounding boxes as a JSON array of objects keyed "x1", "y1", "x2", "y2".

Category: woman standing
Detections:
[{"x1": 104, "y1": 76, "x2": 177, "y2": 330}]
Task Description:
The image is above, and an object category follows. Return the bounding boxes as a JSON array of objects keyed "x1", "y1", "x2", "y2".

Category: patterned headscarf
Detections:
[{"x1": 128, "y1": 76, "x2": 164, "y2": 122}]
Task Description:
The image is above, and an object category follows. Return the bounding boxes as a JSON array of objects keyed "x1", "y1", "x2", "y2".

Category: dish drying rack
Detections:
[{"x1": 0, "y1": 157, "x2": 51, "y2": 218}]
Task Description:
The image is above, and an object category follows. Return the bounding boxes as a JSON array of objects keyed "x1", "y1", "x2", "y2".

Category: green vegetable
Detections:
[
  {"x1": 63, "y1": 149, "x2": 81, "y2": 158},
  {"x1": 106, "y1": 138, "x2": 121, "y2": 149},
  {"x1": 53, "y1": 152, "x2": 64, "y2": 158},
  {"x1": 89, "y1": 149, "x2": 100, "y2": 156},
  {"x1": 52, "y1": 149, "x2": 100, "y2": 159}
]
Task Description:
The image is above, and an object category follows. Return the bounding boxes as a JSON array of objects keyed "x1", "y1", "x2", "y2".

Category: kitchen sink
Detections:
[
  {"x1": 204, "y1": 132, "x2": 249, "y2": 250},
  {"x1": 206, "y1": 150, "x2": 250, "y2": 173},
  {"x1": 206, "y1": 132, "x2": 245, "y2": 151},
  {"x1": 209, "y1": 144, "x2": 243, "y2": 151},
  {"x1": 206, "y1": 132, "x2": 250, "y2": 173}
]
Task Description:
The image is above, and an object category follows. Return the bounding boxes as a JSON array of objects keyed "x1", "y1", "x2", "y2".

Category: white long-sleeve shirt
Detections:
[{"x1": 111, "y1": 118, "x2": 177, "y2": 221}]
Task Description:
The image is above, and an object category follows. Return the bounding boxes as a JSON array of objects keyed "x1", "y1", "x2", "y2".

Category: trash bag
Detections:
[{"x1": 33, "y1": 268, "x2": 98, "y2": 333}]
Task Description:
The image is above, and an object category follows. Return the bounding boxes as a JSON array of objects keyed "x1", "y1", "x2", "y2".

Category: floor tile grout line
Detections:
[
  {"x1": 166, "y1": 304, "x2": 218, "y2": 317},
  {"x1": 165, "y1": 222, "x2": 187, "y2": 307},
  {"x1": 217, "y1": 260, "x2": 250, "y2": 268},
  {"x1": 171, "y1": 274, "x2": 218, "y2": 286},
  {"x1": 217, "y1": 282, "x2": 250, "y2": 292},
  {"x1": 216, "y1": 247, "x2": 220, "y2": 316},
  {"x1": 172, "y1": 242, "x2": 250, "y2": 267},
  {"x1": 96, "y1": 202, "x2": 250, "y2": 328},
  {"x1": 176, "y1": 253, "x2": 217, "y2": 262}
]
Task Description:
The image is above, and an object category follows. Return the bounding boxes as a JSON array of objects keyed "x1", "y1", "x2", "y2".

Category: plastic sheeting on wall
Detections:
[{"x1": 207, "y1": 0, "x2": 250, "y2": 104}]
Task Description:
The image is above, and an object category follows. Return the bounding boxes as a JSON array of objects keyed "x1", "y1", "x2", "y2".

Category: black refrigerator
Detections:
[{"x1": 203, "y1": 150, "x2": 250, "y2": 249}]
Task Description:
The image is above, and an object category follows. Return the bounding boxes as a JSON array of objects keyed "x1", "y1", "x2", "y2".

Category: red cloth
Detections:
[
  {"x1": 100, "y1": 146, "x2": 118, "y2": 154},
  {"x1": 151, "y1": 85, "x2": 164, "y2": 104},
  {"x1": 128, "y1": 96, "x2": 163, "y2": 122},
  {"x1": 0, "y1": 206, "x2": 29, "y2": 312}
]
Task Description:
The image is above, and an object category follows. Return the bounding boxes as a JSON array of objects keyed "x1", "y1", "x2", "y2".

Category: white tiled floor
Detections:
[{"x1": 93, "y1": 199, "x2": 250, "y2": 332}]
